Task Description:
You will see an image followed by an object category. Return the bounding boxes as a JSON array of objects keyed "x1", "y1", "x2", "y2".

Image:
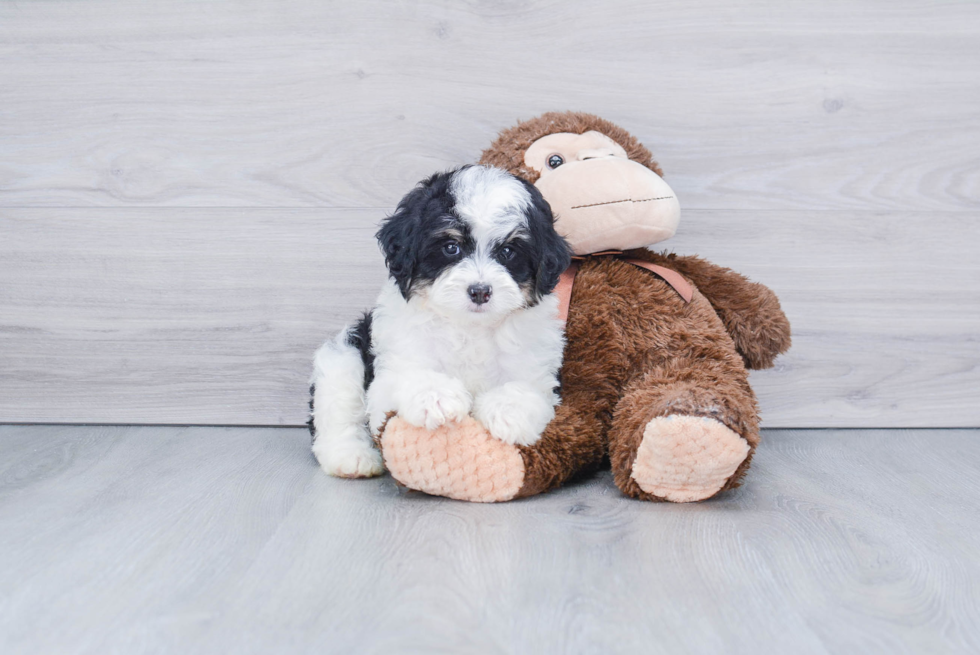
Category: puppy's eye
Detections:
[
  {"x1": 547, "y1": 154, "x2": 564, "y2": 169},
  {"x1": 442, "y1": 242, "x2": 460, "y2": 257},
  {"x1": 499, "y1": 245, "x2": 516, "y2": 261}
]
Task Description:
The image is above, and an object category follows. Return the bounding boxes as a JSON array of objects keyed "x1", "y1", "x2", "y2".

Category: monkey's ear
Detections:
[
  {"x1": 376, "y1": 207, "x2": 418, "y2": 299},
  {"x1": 524, "y1": 182, "x2": 572, "y2": 298}
]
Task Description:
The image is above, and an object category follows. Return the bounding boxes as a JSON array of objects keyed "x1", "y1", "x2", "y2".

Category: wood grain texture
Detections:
[
  {"x1": 1, "y1": 0, "x2": 978, "y2": 427},
  {"x1": 0, "y1": 0, "x2": 978, "y2": 212},
  {"x1": 2, "y1": 208, "x2": 977, "y2": 427},
  {"x1": 1, "y1": 425, "x2": 979, "y2": 654}
]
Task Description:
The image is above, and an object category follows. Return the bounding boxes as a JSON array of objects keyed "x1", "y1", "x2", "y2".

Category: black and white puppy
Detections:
[{"x1": 309, "y1": 165, "x2": 572, "y2": 478}]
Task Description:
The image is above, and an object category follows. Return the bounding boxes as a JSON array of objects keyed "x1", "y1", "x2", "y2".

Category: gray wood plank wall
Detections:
[{"x1": 1, "y1": 1, "x2": 978, "y2": 427}]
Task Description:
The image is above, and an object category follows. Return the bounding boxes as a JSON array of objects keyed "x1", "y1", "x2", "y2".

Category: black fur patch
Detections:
[
  {"x1": 347, "y1": 311, "x2": 375, "y2": 388},
  {"x1": 308, "y1": 383, "x2": 316, "y2": 444},
  {"x1": 518, "y1": 177, "x2": 572, "y2": 300},
  {"x1": 376, "y1": 169, "x2": 466, "y2": 299}
]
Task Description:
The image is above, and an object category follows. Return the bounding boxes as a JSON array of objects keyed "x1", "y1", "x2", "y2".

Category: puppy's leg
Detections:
[
  {"x1": 310, "y1": 328, "x2": 383, "y2": 478},
  {"x1": 473, "y1": 381, "x2": 556, "y2": 446},
  {"x1": 368, "y1": 369, "x2": 472, "y2": 434},
  {"x1": 399, "y1": 371, "x2": 473, "y2": 431}
]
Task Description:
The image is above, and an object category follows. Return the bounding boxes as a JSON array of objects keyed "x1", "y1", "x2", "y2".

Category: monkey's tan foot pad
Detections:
[
  {"x1": 630, "y1": 415, "x2": 750, "y2": 503},
  {"x1": 380, "y1": 417, "x2": 525, "y2": 503}
]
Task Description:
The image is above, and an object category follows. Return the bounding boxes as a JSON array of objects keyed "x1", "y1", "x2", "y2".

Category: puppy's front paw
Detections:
[
  {"x1": 473, "y1": 385, "x2": 555, "y2": 447},
  {"x1": 401, "y1": 380, "x2": 472, "y2": 431},
  {"x1": 313, "y1": 438, "x2": 384, "y2": 479}
]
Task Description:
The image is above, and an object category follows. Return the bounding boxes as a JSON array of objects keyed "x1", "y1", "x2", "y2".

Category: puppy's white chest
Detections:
[
  {"x1": 370, "y1": 280, "x2": 562, "y2": 402},
  {"x1": 427, "y1": 323, "x2": 506, "y2": 395}
]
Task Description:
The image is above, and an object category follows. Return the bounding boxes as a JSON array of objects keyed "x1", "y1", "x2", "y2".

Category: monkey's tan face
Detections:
[{"x1": 523, "y1": 131, "x2": 681, "y2": 255}]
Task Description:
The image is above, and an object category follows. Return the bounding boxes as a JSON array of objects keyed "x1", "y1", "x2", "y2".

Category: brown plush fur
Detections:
[
  {"x1": 515, "y1": 254, "x2": 766, "y2": 500},
  {"x1": 479, "y1": 112, "x2": 664, "y2": 183},
  {"x1": 659, "y1": 253, "x2": 792, "y2": 370}
]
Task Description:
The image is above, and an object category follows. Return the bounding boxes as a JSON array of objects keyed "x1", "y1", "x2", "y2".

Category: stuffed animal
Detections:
[{"x1": 379, "y1": 112, "x2": 791, "y2": 503}]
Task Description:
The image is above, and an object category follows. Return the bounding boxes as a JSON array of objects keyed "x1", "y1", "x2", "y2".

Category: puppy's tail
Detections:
[{"x1": 309, "y1": 313, "x2": 382, "y2": 477}]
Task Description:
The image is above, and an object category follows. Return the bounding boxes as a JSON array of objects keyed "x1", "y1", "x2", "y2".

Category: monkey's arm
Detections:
[{"x1": 659, "y1": 253, "x2": 792, "y2": 370}]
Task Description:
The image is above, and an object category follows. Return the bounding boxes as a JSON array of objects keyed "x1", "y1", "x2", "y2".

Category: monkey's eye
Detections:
[
  {"x1": 547, "y1": 154, "x2": 564, "y2": 169},
  {"x1": 442, "y1": 242, "x2": 461, "y2": 257},
  {"x1": 499, "y1": 245, "x2": 516, "y2": 261}
]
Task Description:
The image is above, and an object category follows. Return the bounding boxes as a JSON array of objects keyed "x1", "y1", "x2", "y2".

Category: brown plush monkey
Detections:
[{"x1": 379, "y1": 112, "x2": 791, "y2": 503}]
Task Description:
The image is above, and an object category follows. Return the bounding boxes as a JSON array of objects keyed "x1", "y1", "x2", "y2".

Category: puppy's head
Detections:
[{"x1": 377, "y1": 165, "x2": 571, "y2": 320}]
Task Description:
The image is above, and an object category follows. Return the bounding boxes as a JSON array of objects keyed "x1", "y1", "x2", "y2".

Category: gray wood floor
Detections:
[{"x1": 2, "y1": 425, "x2": 978, "y2": 655}]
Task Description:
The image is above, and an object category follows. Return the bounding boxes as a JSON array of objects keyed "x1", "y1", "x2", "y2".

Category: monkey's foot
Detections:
[
  {"x1": 380, "y1": 417, "x2": 525, "y2": 503},
  {"x1": 630, "y1": 415, "x2": 750, "y2": 503}
]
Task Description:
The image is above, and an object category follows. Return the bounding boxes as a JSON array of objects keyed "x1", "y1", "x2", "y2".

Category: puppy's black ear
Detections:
[
  {"x1": 523, "y1": 181, "x2": 572, "y2": 298},
  {"x1": 376, "y1": 204, "x2": 419, "y2": 299},
  {"x1": 377, "y1": 170, "x2": 457, "y2": 299}
]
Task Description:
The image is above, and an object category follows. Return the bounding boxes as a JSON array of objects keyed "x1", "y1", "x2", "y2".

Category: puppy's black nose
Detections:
[{"x1": 467, "y1": 284, "x2": 492, "y2": 305}]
